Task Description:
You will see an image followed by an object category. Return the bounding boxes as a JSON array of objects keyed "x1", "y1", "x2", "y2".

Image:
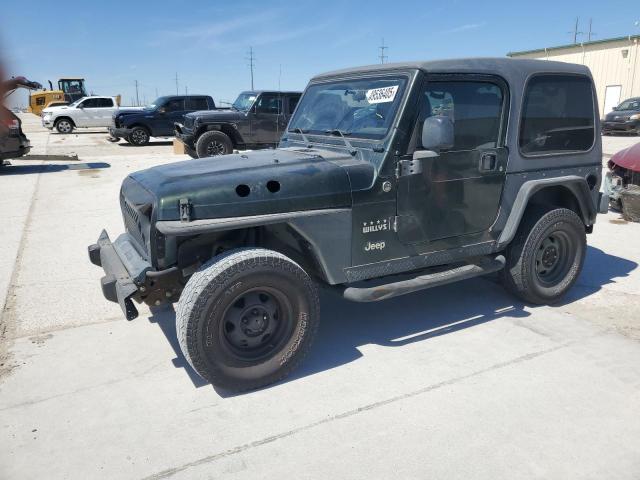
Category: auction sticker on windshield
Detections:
[{"x1": 366, "y1": 85, "x2": 399, "y2": 104}]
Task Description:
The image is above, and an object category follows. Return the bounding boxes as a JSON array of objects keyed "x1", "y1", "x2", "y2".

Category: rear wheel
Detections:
[
  {"x1": 128, "y1": 126, "x2": 150, "y2": 146},
  {"x1": 176, "y1": 248, "x2": 320, "y2": 391},
  {"x1": 501, "y1": 207, "x2": 586, "y2": 304},
  {"x1": 195, "y1": 131, "x2": 233, "y2": 158},
  {"x1": 55, "y1": 118, "x2": 74, "y2": 134}
]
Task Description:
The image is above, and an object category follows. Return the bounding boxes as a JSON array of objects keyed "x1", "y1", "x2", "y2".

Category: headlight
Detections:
[{"x1": 630, "y1": 113, "x2": 640, "y2": 120}]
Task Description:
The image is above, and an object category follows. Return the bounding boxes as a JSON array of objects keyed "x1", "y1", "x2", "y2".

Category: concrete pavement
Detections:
[{"x1": 1, "y1": 115, "x2": 639, "y2": 479}]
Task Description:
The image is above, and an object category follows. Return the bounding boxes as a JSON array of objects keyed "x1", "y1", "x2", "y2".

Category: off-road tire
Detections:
[
  {"x1": 500, "y1": 207, "x2": 586, "y2": 304},
  {"x1": 55, "y1": 118, "x2": 74, "y2": 134},
  {"x1": 176, "y1": 248, "x2": 320, "y2": 391},
  {"x1": 621, "y1": 185, "x2": 640, "y2": 222},
  {"x1": 195, "y1": 130, "x2": 233, "y2": 158},
  {"x1": 128, "y1": 126, "x2": 150, "y2": 146}
]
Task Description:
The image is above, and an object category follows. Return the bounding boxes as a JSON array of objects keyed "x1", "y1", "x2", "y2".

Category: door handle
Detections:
[{"x1": 479, "y1": 152, "x2": 497, "y2": 171}]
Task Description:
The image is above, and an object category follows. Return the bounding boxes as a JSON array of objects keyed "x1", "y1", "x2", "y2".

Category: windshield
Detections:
[
  {"x1": 288, "y1": 76, "x2": 408, "y2": 140},
  {"x1": 616, "y1": 98, "x2": 640, "y2": 111},
  {"x1": 144, "y1": 96, "x2": 165, "y2": 110},
  {"x1": 233, "y1": 93, "x2": 258, "y2": 111},
  {"x1": 68, "y1": 97, "x2": 86, "y2": 107}
]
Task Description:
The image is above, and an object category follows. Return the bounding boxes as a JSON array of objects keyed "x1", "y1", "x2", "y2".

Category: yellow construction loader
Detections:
[{"x1": 28, "y1": 78, "x2": 121, "y2": 116}]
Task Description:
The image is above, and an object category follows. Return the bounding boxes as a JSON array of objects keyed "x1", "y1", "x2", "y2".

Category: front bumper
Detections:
[
  {"x1": 602, "y1": 119, "x2": 639, "y2": 132},
  {"x1": 174, "y1": 123, "x2": 196, "y2": 146},
  {"x1": 42, "y1": 117, "x2": 53, "y2": 128},
  {"x1": 109, "y1": 127, "x2": 134, "y2": 139},
  {"x1": 88, "y1": 230, "x2": 151, "y2": 320}
]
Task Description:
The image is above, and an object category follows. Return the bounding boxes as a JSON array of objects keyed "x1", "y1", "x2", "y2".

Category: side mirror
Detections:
[
  {"x1": 77, "y1": 104, "x2": 84, "y2": 109},
  {"x1": 421, "y1": 115, "x2": 454, "y2": 152}
]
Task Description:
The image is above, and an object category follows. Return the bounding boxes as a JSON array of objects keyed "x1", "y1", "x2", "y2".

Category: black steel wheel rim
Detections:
[
  {"x1": 132, "y1": 129, "x2": 148, "y2": 144},
  {"x1": 206, "y1": 140, "x2": 226, "y2": 156},
  {"x1": 219, "y1": 287, "x2": 294, "y2": 361},
  {"x1": 534, "y1": 230, "x2": 573, "y2": 286}
]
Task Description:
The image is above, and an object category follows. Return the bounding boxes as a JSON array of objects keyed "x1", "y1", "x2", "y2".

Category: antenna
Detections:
[
  {"x1": 587, "y1": 18, "x2": 597, "y2": 41},
  {"x1": 134, "y1": 79, "x2": 139, "y2": 106},
  {"x1": 568, "y1": 17, "x2": 584, "y2": 44},
  {"x1": 175, "y1": 72, "x2": 179, "y2": 95},
  {"x1": 246, "y1": 47, "x2": 256, "y2": 90},
  {"x1": 379, "y1": 38, "x2": 388, "y2": 64}
]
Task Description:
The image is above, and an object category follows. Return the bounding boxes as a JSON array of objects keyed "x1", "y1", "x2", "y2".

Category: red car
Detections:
[{"x1": 605, "y1": 142, "x2": 640, "y2": 215}]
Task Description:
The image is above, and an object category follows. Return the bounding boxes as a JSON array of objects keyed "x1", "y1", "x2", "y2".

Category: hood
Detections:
[
  {"x1": 42, "y1": 105, "x2": 71, "y2": 114},
  {"x1": 184, "y1": 109, "x2": 244, "y2": 123},
  {"x1": 114, "y1": 107, "x2": 147, "y2": 118},
  {"x1": 128, "y1": 147, "x2": 372, "y2": 221},
  {"x1": 610, "y1": 142, "x2": 640, "y2": 173},
  {"x1": 605, "y1": 110, "x2": 639, "y2": 121}
]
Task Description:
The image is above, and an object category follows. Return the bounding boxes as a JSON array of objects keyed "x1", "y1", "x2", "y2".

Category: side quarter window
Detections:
[
  {"x1": 519, "y1": 74, "x2": 594, "y2": 156},
  {"x1": 416, "y1": 80, "x2": 505, "y2": 151}
]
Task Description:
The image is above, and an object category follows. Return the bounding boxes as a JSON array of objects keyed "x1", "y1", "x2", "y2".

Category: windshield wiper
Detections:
[
  {"x1": 325, "y1": 129, "x2": 356, "y2": 156},
  {"x1": 289, "y1": 127, "x2": 311, "y2": 144}
]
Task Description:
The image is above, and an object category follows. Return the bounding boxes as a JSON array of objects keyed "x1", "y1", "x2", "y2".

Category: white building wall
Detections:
[{"x1": 511, "y1": 36, "x2": 640, "y2": 116}]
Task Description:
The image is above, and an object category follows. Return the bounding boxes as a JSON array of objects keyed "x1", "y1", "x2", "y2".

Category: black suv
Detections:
[
  {"x1": 89, "y1": 58, "x2": 607, "y2": 391},
  {"x1": 175, "y1": 90, "x2": 301, "y2": 158},
  {"x1": 0, "y1": 107, "x2": 30, "y2": 165},
  {"x1": 109, "y1": 95, "x2": 216, "y2": 146},
  {"x1": 602, "y1": 97, "x2": 640, "y2": 135}
]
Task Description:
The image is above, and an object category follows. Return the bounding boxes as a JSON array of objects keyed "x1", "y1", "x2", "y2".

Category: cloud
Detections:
[{"x1": 443, "y1": 22, "x2": 486, "y2": 34}]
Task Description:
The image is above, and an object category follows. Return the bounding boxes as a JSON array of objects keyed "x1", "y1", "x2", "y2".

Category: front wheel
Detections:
[
  {"x1": 195, "y1": 130, "x2": 233, "y2": 158},
  {"x1": 501, "y1": 207, "x2": 586, "y2": 304},
  {"x1": 176, "y1": 248, "x2": 320, "y2": 391},
  {"x1": 128, "y1": 126, "x2": 150, "y2": 146},
  {"x1": 55, "y1": 119, "x2": 74, "y2": 134}
]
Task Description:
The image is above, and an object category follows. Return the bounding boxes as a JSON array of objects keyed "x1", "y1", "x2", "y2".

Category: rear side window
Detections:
[
  {"x1": 81, "y1": 98, "x2": 100, "y2": 108},
  {"x1": 187, "y1": 97, "x2": 209, "y2": 110},
  {"x1": 97, "y1": 98, "x2": 114, "y2": 108},
  {"x1": 519, "y1": 75, "x2": 594, "y2": 156}
]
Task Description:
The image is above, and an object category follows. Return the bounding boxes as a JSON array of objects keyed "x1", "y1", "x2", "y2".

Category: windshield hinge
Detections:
[
  {"x1": 391, "y1": 216, "x2": 400, "y2": 233},
  {"x1": 395, "y1": 159, "x2": 423, "y2": 178},
  {"x1": 179, "y1": 198, "x2": 192, "y2": 223}
]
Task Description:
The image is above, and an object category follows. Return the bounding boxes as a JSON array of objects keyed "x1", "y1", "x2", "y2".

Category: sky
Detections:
[{"x1": 2, "y1": 0, "x2": 639, "y2": 108}]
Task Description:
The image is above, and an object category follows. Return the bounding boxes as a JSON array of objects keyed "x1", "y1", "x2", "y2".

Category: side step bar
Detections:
[{"x1": 342, "y1": 255, "x2": 505, "y2": 302}]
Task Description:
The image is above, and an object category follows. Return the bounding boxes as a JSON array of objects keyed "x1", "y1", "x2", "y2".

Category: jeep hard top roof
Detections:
[{"x1": 312, "y1": 57, "x2": 592, "y2": 81}]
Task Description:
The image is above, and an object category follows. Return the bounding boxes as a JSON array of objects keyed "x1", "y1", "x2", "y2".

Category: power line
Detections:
[
  {"x1": 379, "y1": 38, "x2": 388, "y2": 64},
  {"x1": 246, "y1": 46, "x2": 255, "y2": 90}
]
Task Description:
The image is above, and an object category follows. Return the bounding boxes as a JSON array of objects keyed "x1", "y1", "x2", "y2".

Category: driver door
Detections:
[
  {"x1": 77, "y1": 98, "x2": 101, "y2": 127},
  {"x1": 156, "y1": 98, "x2": 186, "y2": 136},
  {"x1": 396, "y1": 75, "x2": 508, "y2": 247},
  {"x1": 251, "y1": 94, "x2": 286, "y2": 144}
]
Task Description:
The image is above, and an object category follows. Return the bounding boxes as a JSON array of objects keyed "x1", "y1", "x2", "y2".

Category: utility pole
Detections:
[
  {"x1": 185, "y1": 86, "x2": 188, "y2": 95},
  {"x1": 569, "y1": 17, "x2": 583, "y2": 44},
  {"x1": 587, "y1": 18, "x2": 597, "y2": 41},
  {"x1": 247, "y1": 47, "x2": 255, "y2": 90},
  {"x1": 379, "y1": 38, "x2": 388, "y2": 64},
  {"x1": 175, "y1": 72, "x2": 179, "y2": 95},
  {"x1": 278, "y1": 64, "x2": 282, "y2": 92},
  {"x1": 134, "y1": 79, "x2": 139, "y2": 106}
]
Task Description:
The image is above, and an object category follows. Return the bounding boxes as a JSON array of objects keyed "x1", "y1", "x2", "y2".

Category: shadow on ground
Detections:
[
  {"x1": 118, "y1": 141, "x2": 173, "y2": 147},
  {"x1": 0, "y1": 162, "x2": 110, "y2": 175},
  {"x1": 146, "y1": 245, "x2": 637, "y2": 394}
]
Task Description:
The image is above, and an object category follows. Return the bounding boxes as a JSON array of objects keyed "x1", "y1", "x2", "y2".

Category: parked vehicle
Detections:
[
  {"x1": 0, "y1": 107, "x2": 30, "y2": 165},
  {"x1": 28, "y1": 78, "x2": 88, "y2": 115},
  {"x1": 605, "y1": 142, "x2": 640, "y2": 220},
  {"x1": 109, "y1": 95, "x2": 216, "y2": 146},
  {"x1": 601, "y1": 97, "x2": 640, "y2": 135},
  {"x1": 42, "y1": 96, "x2": 119, "y2": 133},
  {"x1": 88, "y1": 58, "x2": 607, "y2": 391},
  {"x1": 175, "y1": 90, "x2": 301, "y2": 157}
]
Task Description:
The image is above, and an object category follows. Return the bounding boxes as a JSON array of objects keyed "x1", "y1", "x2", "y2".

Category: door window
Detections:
[
  {"x1": 163, "y1": 98, "x2": 185, "y2": 112},
  {"x1": 288, "y1": 96, "x2": 300, "y2": 114},
  {"x1": 80, "y1": 98, "x2": 100, "y2": 108},
  {"x1": 419, "y1": 81, "x2": 504, "y2": 151},
  {"x1": 255, "y1": 94, "x2": 282, "y2": 114},
  {"x1": 519, "y1": 75, "x2": 594, "y2": 155},
  {"x1": 187, "y1": 97, "x2": 209, "y2": 110}
]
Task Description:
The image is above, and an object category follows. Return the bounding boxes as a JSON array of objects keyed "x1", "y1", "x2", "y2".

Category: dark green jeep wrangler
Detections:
[{"x1": 89, "y1": 58, "x2": 608, "y2": 391}]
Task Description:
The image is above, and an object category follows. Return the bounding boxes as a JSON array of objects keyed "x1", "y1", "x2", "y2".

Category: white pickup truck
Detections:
[{"x1": 42, "y1": 96, "x2": 123, "y2": 134}]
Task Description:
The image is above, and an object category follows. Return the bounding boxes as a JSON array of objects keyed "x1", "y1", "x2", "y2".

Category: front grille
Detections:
[{"x1": 120, "y1": 194, "x2": 150, "y2": 259}]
